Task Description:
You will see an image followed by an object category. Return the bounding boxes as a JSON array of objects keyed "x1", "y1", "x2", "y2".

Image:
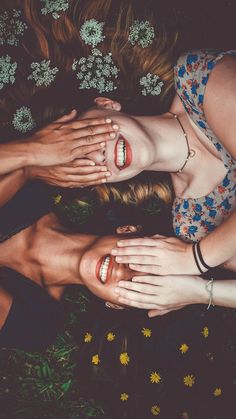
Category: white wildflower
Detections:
[
  {"x1": 80, "y1": 19, "x2": 105, "y2": 48},
  {"x1": 40, "y1": 0, "x2": 69, "y2": 20},
  {"x1": 28, "y1": 60, "x2": 59, "y2": 87},
  {"x1": 0, "y1": 55, "x2": 17, "y2": 90},
  {"x1": 140, "y1": 73, "x2": 164, "y2": 96},
  {"x1": 128, "y1": 20, "x2": 155, "y2": 48},
  {"x1": 12, "y1": 107, "x2": 36, "y2": 133},
  {"x1": 0, "y1": 9, "x2": 27, "y2": 46}
]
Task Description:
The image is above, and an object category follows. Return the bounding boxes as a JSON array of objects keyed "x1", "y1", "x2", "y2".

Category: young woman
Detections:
[{"x1": 74, "y1": 49, "x2": 236, "y2": 317}]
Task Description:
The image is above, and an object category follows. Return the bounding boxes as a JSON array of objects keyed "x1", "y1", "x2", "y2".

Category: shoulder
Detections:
[{"x1": 204, "y1": 53, "x2": 236, "y2": 160}]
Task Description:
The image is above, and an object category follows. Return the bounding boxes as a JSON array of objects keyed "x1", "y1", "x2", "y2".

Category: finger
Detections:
[
  {"x1": 115, "y1": 255, "x2": 157, "y2": 265},
  {"x1": 115, "y1": 287, "x2": 158, "y2": 304},
  {"x1": 118, "y1": 281, "x2": 160, "y2": 295},
  {"x1": 131, "y1": 275, "x2": 164, "y2": 286},
  {"x1": 148, "y1": 306, "x2": 184, "y2": 318},
  {"x1": 129, "y1": 264, "x2": 161, "y2": 275},
  {"x1": 151, "y1": 234, "x2": 167, "y2": 239},
  {"x1": 72, "y1": 141, "x2": 106, "y2": 157},
  {"x1": 111, "y1": 246, "x2": 158, "y2": 257},
  {"x1": 67, "y1": 118, "x2": 118, "y2": 131},
  {"x1": 68, "y1": 159, "x2": 97, "y2": 167},
  {"x1": 116, "y1": 238, "x2": 159, "y2": 247},
  {"x1": 71, "y1": 131, "x2": 116, "y2": 146},
  {"x1": 65, "y1": 165, "x2": 109, "y2": 175},
  {"x1": 53, "y1": 109, "x2": 77, "y2": 124},
  {"x1": 66, "y1": 171, "x2": 111, "y2": 183},
  {"x1": 116, "y1": 297, "x2": 158, "y2": 310}
]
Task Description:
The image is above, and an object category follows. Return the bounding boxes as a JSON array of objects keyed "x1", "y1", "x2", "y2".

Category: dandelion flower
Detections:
[
  {"x1": 150, "y1": 371, "x2": 162, "y2": 384},
  {"x1": 213, "y1": 388, "x2": 222, "y2": 397},
  {"x1": 179, "y1": 343, "x2": 189, "y2": 354},
  {"x1": 92, "y1": 354, "x2": 100, "y2": 365},
  {"x1": 142, "y1": 328, "x2": 152, "y2": 338},
  {"x1": 84, "y1": 332, "x2": 93, "y2": 343},
  {"x1": 183, "y1": 374, "x2": 195, "y2": 387},
  {"x1": 120, "y1": 393, "x2": 129, "y2": 401},
  {"x1": 107, "y1": 332, "x2": 115, "y2": 341},
  {"x1": 201, "y1": 326, "x2": 209, "y2": 338},
  {"x1": 151, "y1": 405, "x2": 161, "y2": 416},
  {"x1": 120, "y1": 352, "x2": 130, "y2": 366}
]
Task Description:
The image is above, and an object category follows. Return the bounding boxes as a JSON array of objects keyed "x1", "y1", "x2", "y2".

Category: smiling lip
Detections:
[
  {"x1": 114, "y1": 135, "x2": 132, "y2": 170},
  {"x1": 96, "y1": 255, "x2": 113, "y2": 283}
]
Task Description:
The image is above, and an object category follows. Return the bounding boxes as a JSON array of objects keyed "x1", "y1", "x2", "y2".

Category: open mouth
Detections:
[
  {"x1": 96, "y1": 255, "x2": 112, "y2": 283},
  {"x1": 114, "y1": 135, "x2": 132, "y2": 170}
]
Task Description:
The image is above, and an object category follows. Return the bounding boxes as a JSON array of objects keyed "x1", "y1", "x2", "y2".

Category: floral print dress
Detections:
[{"x1": 173, "y1": 50, "x2": 236, "y2": 242}]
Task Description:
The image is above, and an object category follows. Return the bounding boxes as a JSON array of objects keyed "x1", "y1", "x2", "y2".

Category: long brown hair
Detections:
[{"x1": 1, "y1": 0, "x2": 179, "y2": 138}]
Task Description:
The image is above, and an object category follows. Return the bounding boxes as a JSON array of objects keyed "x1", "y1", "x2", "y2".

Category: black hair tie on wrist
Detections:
[
  {"x1": 192, "y1": 242, "x2": 205, "y2": 274},
  {"x1": 196, "y1": 241, "x2": 212, "y2": 271}
]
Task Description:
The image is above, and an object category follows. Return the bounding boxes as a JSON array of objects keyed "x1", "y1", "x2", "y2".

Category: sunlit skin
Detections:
[{"x1": 0, "y1": 213, "x2": 140, "y2": 310}]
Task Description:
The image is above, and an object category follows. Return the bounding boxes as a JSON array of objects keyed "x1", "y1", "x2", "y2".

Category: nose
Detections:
[{"x1": 87, "y1": 148, "x2": 106, "y2": 165}]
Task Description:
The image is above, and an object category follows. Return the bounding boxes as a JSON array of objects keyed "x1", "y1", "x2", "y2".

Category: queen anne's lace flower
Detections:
[
  {"x1": 128, "y1": 20, "x2": 155, "y2": 48},
  {"x1": 28, "y1": 60, "x2": 59, "y2": 87},
  {"x1": 12, "y1": 107, "x2": 36, "y2": 133},
  {"x1": 40, "y1": 0, "x2": 69, "y2": 20},
  {"x1": 80, "y1": 19, "x2": 105, "y2": 48},
  {"x1": 0, "y1": 9, "x2": 27, "y2": 46},
  {"x1": 0, "y1": 55, "x2": 17, "y2": 90},
  {"x1": 72, "y1": 49, "x2": 119, "y2": 93},
  {"x1": 139, "y1": 73, "x2": 164, "y2": 96}
]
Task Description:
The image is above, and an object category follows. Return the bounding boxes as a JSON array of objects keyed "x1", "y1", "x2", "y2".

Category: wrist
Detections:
[{"x1": 195, "y1": 277, "x2": 210, "y2": 305}]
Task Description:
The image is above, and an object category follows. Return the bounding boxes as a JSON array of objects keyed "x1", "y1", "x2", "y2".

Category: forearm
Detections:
[
  {"x1": 0, "y1": 287, "x2": 13, "y2": 329},
  {"x1": 0, "y1": 169, "x2": 29, "y2": 208},
  {"x1": 200, "y1": 210, "x2": 236, "y2": 267},
  {"x1": 0, "y1": 141, "x2": 35, "y2": 175},
  {"x1": 201, "y1": 279, "x2": 236, "y2": 309}
]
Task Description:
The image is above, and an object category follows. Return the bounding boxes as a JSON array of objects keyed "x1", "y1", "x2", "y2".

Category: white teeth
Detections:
[
  {"x1": 116, "y1": 138, "x2": 126, "y2": 167},
  {"x1": 99, "y1": 256, "x2": 111, "y2": 283}
]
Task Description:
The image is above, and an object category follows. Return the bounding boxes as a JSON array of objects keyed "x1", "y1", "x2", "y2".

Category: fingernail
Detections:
[
  {"x1": 100, "y1": 142, "x2": 105, "y2": 147},
  {"x1": 111, "y1": 249, "x2": 117, "y2": 255},
  {"x1": 116, "y1": 257, "x2": 122, "y2": 262},
  {"x1": 112, "y1": 124, "x2": 119, "y2": 130},
  {"x1": 101, "y1": 179, "x2": 107, "y2": 183},
  {"x1": 106, "y1": 118, "x2": 112, "y2": 123},
  {"x1": 105, "y1": 172, "x2": 111, "y2": 177},
  {"x1": 117, "y1": 241, "x2": 123, "y2": 246},
  {"x1": 101, "y1": 166, "x2": 108, "y2": 171},
  {"x1": 90, "y1": 161, "x2": 96, "y2": 166},
  {"x1": 110, "y1": 132, "x2": 116, "y2": 138}
]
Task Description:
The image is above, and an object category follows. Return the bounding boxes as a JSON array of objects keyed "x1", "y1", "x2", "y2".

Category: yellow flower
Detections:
[
  {"x1": 183, "y1": 374, "x2": 195, "y2": 387},
  {"x1": 151, "y1": 405, "x2": 161, "y2": 415},
  {"x1": 120, "y1": 393, "x2": 129, "y2": 401},
  {"x1": 150, "y1": 371, "x2": 162, "y2": 384},
  {"x1": 142, "y1": 327, "x2": 152, "y2": 338},
  {"x1": 92, "y1": 354, "x2": 100, "y2": 365},
  {"x1": 179, "y1": 343, "x2": 189, "y2": 354},
  {"x1": 107, "y1": 332, "x2": 115, "y2": 341},
  {"x1": 213, "y1": 388, "x2": 222, "y2": 397},
  {"x1": 120, "y1": 352, "x2": 130, "y2": 365},
  {"x1": 84, "y1": 332, "x2": 92, "y2": 343},
  {"x1": 53, "y1": 194, "x2": 62, "y2": 204},
  {"x1": 201, "y1": 326, "x2": 209, "y2": 338}
]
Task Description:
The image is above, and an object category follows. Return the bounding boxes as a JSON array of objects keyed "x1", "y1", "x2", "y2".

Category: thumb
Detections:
[
  {"x1": 148, "y1": 309, "x2": 160, "y2": 318},
  {"x1": 55, "y1": 109, "x2": 77, "y2": 124}
]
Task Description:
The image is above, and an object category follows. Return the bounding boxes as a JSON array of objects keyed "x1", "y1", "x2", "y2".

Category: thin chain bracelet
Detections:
[{"x1": 205, "y1": 278, "x2": 215, "y2": 310}]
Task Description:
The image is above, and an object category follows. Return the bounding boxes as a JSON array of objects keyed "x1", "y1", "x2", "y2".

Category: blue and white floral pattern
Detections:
[
  {"x1": 12, "y1": 107, "x2": 36, "y2": 133},
  {"x1": 40, "y1": 0, "x2": 69, "y2": 20},
  {"x1": 0, "y1": 9, "x2": 27, "y2": 46},
  {"x1": 172, "y1": 50, "x2": 236, "y2": 242},
  {"x1": 28, "y1": 60, "x2": 59, "y2": 87},
  {"x1": 0, "y1": 55, "x2": 17, "y2": 90},
  {"x1": 80, "y1": 19, "x2": 105, "y2": 48},
  {"x1": 72, "y1": 49, "x2": 119, "y2": 93}
]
